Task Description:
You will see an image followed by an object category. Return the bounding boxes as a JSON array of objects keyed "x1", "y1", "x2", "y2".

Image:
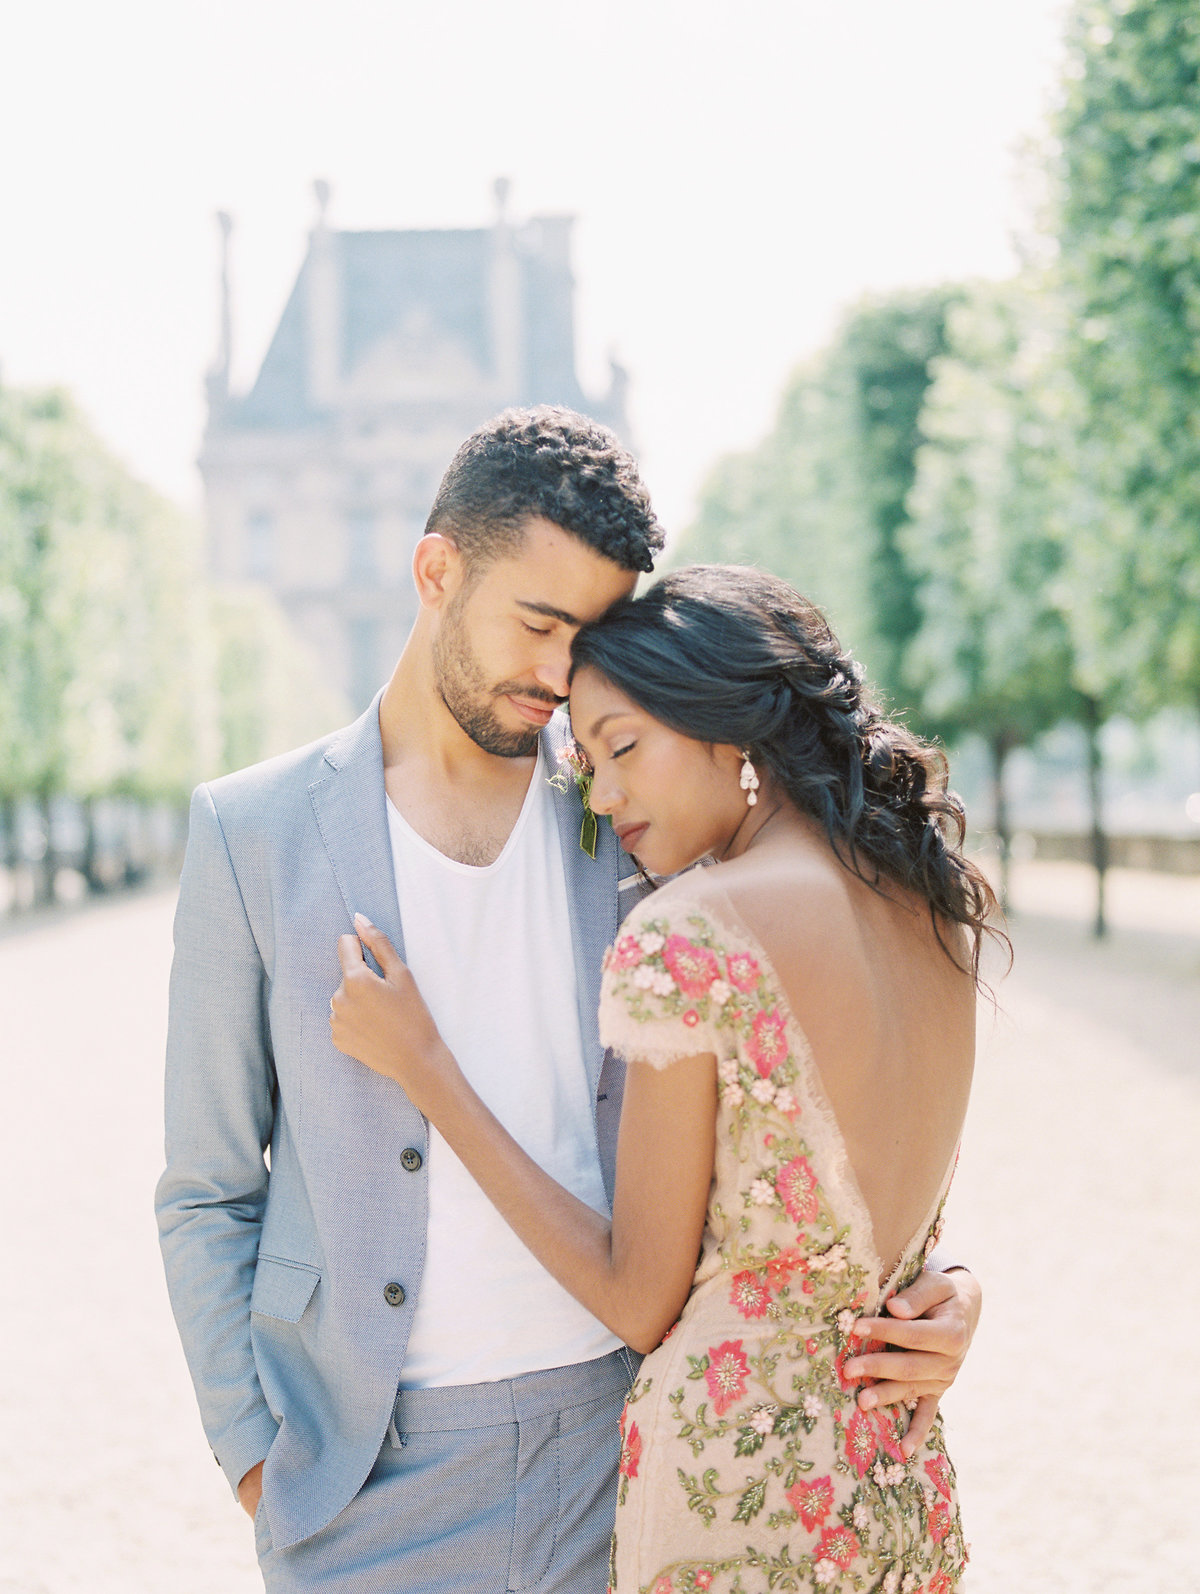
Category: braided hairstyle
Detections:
[{"x1": 570, "y1": 564, "x2": 1004, "y2": 984}]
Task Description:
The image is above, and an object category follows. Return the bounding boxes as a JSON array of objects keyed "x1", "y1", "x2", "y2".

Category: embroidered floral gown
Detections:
[{"x1": 600, "y1": 891, "x2": 968, "y2": 1594}]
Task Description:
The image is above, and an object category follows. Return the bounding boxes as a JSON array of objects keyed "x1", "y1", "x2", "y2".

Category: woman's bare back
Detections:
[{"x1": 677, "y1": 824, "x2": 975, "y2": 1281}]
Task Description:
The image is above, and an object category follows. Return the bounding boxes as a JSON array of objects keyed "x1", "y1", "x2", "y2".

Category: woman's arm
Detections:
[{"x1": 330, "y1": 918, "x2": 716, "y2": 1353}]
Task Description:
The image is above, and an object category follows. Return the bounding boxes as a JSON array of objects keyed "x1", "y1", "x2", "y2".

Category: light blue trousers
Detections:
[{"x1": 254, "y1": 1349, "x2": 637, "y2": 1593}]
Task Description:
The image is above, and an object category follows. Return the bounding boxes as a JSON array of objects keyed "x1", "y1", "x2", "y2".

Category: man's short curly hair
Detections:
[{"x1": 425, "y1": 406, "x2": 664, "y2": 574}]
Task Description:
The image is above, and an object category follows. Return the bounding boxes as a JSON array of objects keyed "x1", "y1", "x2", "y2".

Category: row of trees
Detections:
[
  {"x1": 680, "y1": 0, "x2": 1200, "y2": 934},
  {"x1": 0, "y1": 385, "x2": 346, "y2": 910}
]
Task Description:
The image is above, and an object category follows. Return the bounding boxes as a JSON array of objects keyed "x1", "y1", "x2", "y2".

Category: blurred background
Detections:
[{"x1": 1, "y1": 2, "x2": 1197, "y2": 1591}]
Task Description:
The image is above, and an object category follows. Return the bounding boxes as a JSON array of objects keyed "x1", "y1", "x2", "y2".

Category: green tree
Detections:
[
  {"x1": 210, "y1": 585, "x2": 348, "y2": 776},
  {"x1": 1057, "y1": 0, "x2": 1200, "y2": 718},
  {"x1": 0, "y1": 382, "x2": 348, "y2": 911},
  {"x1": 903, "y1": 280, "x2": 1086, "y2": 912},
  {"x1": 678, "y1": 289, "x2": 958, "y2": 710}
]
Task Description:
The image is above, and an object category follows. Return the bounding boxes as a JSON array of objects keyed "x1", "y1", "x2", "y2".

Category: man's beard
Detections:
[{"x1": 432, "y1": 598, "x2": 561, "y2": 758}]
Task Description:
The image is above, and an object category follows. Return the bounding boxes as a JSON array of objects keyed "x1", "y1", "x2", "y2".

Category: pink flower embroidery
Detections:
[
  {"x1": 843, "y1": 1409, "x2": 878, "y2": 1477},
  {"x1": 682, "y1": 1009, "x2": 700, "y2": 1027},
  {"x1": 871, "y1": 1405, "x2": 906, "y2": 1464},
  {"x1": 766, "y1": 1247, "x2": 806, "y2": 1291},
  {"x1": 746, "y1": 1008, "x2": 788, "y2": 1077},
  {"x1": 618, "y1": 1415, "x2": 641, "y2": 1480},
  {"x1": 703, "y1": 1339, "x2": 749, "y2": 1415},
  {"x1": 775, "y1": 1155, "x2": 819, "y2": 1224},
  {"x1": 651, "y1": 1579, "x2": 673, "y2": 1594},
  {"x1": 925, "y1": 1453, "x2": 953, "y2": 1500},
  {"x1": 693, "y1": 1574, "x2": 713, "y2": 1591},
  {"x1": 729, "y1": 1270, "x2": 770, "y2": 1319},
  {"x1": 609, "y1": 935, "x2": 643, "y2": 971},
  {"x1": 928, "y1": 1573, "x2": 954, "y2": 1594},
  {"x1": 725, "y1": 950, "x2": 760, "y2": 991},
  {"x1": 662, "y1": 935, "x2": 720, "y2": 996},
  {"x1": 786, "y1": 1473, "x2": 833, "y2": 1531},
  {"x1": 815, "y1": 1524, "x2": 860, "y2": 1569},
  {"x1": 780, "y1": 1466, "x2": 828, "y2": 1530},
  {"x1": 928, "y1": 1501, "x2": 951, "y2": 1543}
]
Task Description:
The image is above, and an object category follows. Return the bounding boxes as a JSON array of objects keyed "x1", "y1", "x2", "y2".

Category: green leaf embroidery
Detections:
[{"x1": 732, "y1": 1477, "x2": 767, "y2": 1523}]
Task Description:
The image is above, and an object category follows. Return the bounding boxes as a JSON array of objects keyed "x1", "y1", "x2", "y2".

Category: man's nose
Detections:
[{"x1": 533, "y1": 641, "x2": 572, "y2": 700}]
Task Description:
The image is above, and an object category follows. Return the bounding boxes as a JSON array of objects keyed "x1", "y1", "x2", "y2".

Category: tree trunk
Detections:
[
  {"x1": 0, "y1": 793, "x2": 19, "y2": 914},
  {"x1": 34, "y1": 786, "x2": 58, "y2": 908},
  {"x1": 1082, "y1": 696, "x2": 1108, "y2": 939},
  {"x1": 81, "y1": 795, "x2": 105, "y2": 894},
  {"x1": 989, "y1": 731, "x2": 1014, "y2": 915}
]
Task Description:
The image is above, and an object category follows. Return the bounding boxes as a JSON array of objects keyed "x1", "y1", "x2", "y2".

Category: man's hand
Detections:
[
  {"x1": 843, "y1": 1268, "x2": 982, "y2": 1457},
  {"x1": 237, "y1": 1460, "x2": 264, "y2": 1520}
]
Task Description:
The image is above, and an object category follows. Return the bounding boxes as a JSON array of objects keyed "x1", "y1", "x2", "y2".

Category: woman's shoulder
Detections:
[{"x1": 617, "y1": 868, "x2": 737, "y2": 946}]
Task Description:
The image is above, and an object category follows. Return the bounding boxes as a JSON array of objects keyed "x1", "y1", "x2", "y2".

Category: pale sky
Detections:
[{"x1": 1, "y1": 0, "x2": 1067, "y2": 534}]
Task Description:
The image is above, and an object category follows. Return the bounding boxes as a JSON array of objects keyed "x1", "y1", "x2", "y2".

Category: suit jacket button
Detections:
[
  {"x1": 400, "y1": 1147, "x2": 423, "y2": 1172},
  {"x1": 384, "y1": 1282, "x2": 406, "y2": 1307}
]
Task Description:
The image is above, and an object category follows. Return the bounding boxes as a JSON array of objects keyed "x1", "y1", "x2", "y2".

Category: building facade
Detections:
[{"x1": 199, "y1": 181, "x2": 629, "y2": 710}]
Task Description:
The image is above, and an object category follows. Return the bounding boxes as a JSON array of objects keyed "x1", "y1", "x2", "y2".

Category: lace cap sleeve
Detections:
[{"x1": 598, "y1": 899, "x2": 733, "y2": 1069}]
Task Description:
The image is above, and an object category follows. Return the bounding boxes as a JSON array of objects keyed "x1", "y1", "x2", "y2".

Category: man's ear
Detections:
[{"x1": 412, "y1": 533, "x2": 465, "y2": 610}]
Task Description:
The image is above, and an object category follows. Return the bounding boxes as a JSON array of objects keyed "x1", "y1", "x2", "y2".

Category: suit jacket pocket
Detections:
[{"x1": 251, "y1": 1255, "x2": 321, "y2": 1323}]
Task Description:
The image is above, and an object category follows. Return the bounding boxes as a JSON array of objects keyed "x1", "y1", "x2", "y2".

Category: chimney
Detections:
[
  {"x1": 307, "y1": 179, "x2": 341, "y2": 409},
  {"x1": 204, "y1": 210, "x2": 234, "y2": 424},
  {"x1": 488, "y1": 176, "x2": 523, "y2": 400}
]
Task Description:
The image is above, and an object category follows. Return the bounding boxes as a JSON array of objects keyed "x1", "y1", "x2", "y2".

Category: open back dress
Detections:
[{"x1": 599, "y1": 885, "x2": 969, "y2": 1594}]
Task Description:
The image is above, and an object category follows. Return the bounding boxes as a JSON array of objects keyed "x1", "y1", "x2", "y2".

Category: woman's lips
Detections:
[
  {"x1": 614, "y1": 822, "x2": 649, "y2": 853},
  {"x1": 507, "y1": 696, "x2": 557, "y2": 727}
]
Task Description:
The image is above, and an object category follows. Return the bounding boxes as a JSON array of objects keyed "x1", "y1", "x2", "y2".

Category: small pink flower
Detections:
[
  {"x1": 618, "y1": 1416, "x2": 641, "y2": 1480},
  {"x1": 924, "y1": 1453, "x2": 953, "y2": 1500},
  {"x1": 786, "y1": 1472, "x2": 833, "y2": 1531},
  {"x1": 746, "y1": 1008, "x2": 789, "y2": 1077},
  {"x1": 928, "y1": 1501, "x2": 951, "y2": 1543},
  {"x1": 682, "y1": 1009, "x2": 700, "y2": 1027},
  {"x1": 872, "y1": 1406, "x2": 906, "y2": 1464},
  {"x1": 815, "y1": 1524, "x2": 859, "y2": 1570},
  {"x1": 694, "y1": 1573, "x2": 713, "y2": 1591},
  {"x1": 610, "y1": 935, "x2": 643, "y2": 971},
  {"x1": 725, "y1": 950, "x2": 761, "y2": 991},
  {"x1": 775, "y1": 1155, "x2": 819, "y2": 1224},
  {"x1": 663, "y1": 935, "x2": 720, "y2": 996},
  {"x1": 766, "y1": 1247, "x2": 805, "y2": 1290},
  {"x1": 928, "y1": 1573, "x2": 954, "y2": 1594},
  {"x1": 843, "y1": 1409, "x2": 878, "y2": 1477},
  {"x1": 651, "y1": 1579, "x2": 673, "y2": 1594},
  {"x1": 704, "y1": 1339, "x2": 749, "y2": 1415},
  {"x1": 729, "y1": 1270, "x2": 770, "y2": 1319}
]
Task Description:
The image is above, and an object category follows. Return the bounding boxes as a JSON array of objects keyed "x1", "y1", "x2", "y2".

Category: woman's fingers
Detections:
[
  {"x1": 899, "y1": 1394, "x2": 940, "y2": 1457},
  {"x1": 352, "y1": 913, "x2": 404, "y2": 978}
]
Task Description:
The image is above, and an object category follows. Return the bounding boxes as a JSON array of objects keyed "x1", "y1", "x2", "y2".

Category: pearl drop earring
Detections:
[{"x1": 739, "y1": 751, "x2": 759, "y2": 807}]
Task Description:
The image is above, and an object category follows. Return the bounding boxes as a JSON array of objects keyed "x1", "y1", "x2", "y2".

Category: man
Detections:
[{"x1": 157, "y1": 407, "x2": 979, "y2": 1592}]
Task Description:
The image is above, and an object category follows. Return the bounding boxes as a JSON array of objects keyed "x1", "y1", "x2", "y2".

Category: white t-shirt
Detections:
[{"x1": 388, "y1": 747, "x2": 621, "y2": 1386}]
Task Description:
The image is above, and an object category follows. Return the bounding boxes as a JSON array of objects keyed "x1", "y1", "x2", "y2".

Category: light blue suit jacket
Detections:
[{"x1": 155, "y1": 696, "x2": 643, "y2": 1550}]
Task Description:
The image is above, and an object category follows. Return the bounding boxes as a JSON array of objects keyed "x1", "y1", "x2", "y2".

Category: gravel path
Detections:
[{"x1": 0, "y1": 863, "x2": 1196, "y2": 1593}]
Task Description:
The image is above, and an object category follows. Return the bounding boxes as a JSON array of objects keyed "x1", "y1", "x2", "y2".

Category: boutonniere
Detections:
[{"x1": 548, "y1": 739, "x2": 599, "y2": 858}]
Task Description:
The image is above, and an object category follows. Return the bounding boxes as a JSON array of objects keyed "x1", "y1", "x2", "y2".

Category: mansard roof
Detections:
[{"x1": 224, "y1": 222, "x2": 594, "y2": 431}]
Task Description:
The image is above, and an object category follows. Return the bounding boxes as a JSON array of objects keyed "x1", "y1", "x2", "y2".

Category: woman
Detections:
[{"x1": 331, "y1": 566, "x2": 1000, "y2": 1593}]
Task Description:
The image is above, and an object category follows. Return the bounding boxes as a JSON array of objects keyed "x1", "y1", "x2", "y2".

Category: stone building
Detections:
[{"x1": 199, "y1": 180, "x2": 629, "y2": 710}]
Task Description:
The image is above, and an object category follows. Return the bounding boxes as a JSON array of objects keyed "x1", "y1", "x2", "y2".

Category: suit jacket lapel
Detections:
[
  {"x1": 307, "y1": 690, "x2": 406, "y2": 964},
  {"x1": 543, "y1": 714, "x2": 620, "y2": 1093}
]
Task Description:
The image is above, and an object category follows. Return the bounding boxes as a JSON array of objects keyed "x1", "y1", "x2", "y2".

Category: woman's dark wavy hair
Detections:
[{"x1": 571, "y1": 564, "x2": 1006, "y2": 986}]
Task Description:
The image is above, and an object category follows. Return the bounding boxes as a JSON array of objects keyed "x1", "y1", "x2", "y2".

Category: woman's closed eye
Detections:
[{"x1": 612, "y1": 742, "x2": 636, "y2": 760}]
